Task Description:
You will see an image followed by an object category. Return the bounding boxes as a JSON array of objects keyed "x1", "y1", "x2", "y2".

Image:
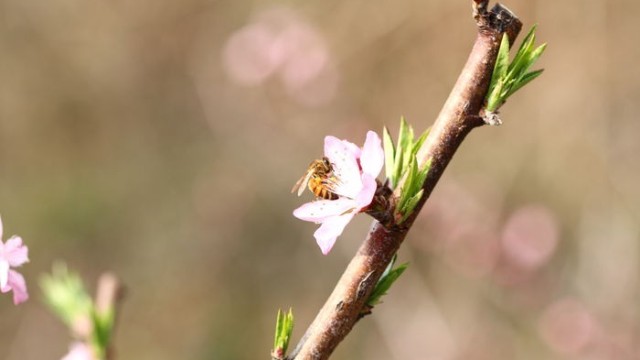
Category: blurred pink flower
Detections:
[
  {"x1": 501, "y1": 205, "x2": 559, "y2": 271},
  {"x1": 294, "y1": 131, "x2": 384, "y2": 254},
  {"x1": 222, "y1": 22, "x2": 283, "y2": 86},
  {"x1": 0, "y1": 217, "x2": 29, "y2": 305},
  {"x1": 61, "y1": 342, "x2": 96, "y2": 360},
  {"x1": 222, "y1": 7, "x2": 337, "y2": 106}
]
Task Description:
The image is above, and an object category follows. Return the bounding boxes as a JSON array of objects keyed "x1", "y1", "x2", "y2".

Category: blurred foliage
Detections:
[
  {"x1": 41, "y1": 264, "x2": 116, "y2": 359},
  {"x1": 40, "y1": 263, "x2": 93, "y2": 329},
  {"x1": 1, "y1": 1, "x2": 640, "y2": 360}
]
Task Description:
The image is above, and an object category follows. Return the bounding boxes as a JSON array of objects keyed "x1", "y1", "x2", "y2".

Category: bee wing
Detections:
[
  {"x1": 291, "y1": 178, "x2": 302, "y2": 194},
  {"x1": 292, "y1": 170, "x2": 314, "y2": 196}
]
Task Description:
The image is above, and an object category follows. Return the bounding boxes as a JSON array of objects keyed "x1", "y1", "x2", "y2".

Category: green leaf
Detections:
[
  {"x1": 406, "y1": 157, "x2": 422, "y2": 207},
  {"x1": 509, "y1": 44, "x2": 545, "y2": 92},
  {"x1": 383, "y1": 127, "x2": 396, "y2": 188},
  {"x1": 273, "y1": 308, "x2": 294, "y2": 357},
  {"x1": 392, "y1": 119, "x2": 406, "y2": 188},
  {"x1": 380, "y1": 254, "x2": 398, "y2": 279},
  {"x1": 397, "y1": 158, "x2": 430, "y2": 223},
  {"x1": 401, "y1": 132, "x2": 415, "y2": 173},
  {"x1": 506, "y1": 69, "x2": 544, "y2": 98},
  {"x1": 397, "y1": 118, "x2": 413, "y2": 157},
  {"x1": 393, "y1": 118, "x2": 413, "y2": 183},
  {"x1": 392, "y1": 148, "x2": 403, "y2": 192},
  {"x1": 516, "y1": 24, "x2": 537, "y2": 55},
  {"x1": 397, "y1": 156, "x2": 418, "y2": 213},
  {"x1": 396, "y1": 156, "x2": 431, "y2": 224},
  {"x1": 508, "y1": 25, "x2": 537, "y2": 77},
  {"x1": 521, "y1": 43, "x2": 547, "y2": 75},
  {"x1": 495, "y1": 34, "x2": 511, "y2": 78},
  {"x1": 528, "y1": 43, "x2": 547, "y2": 64},
  {"x1": 409, "y1": 128, "x2": 429, "y2": 163},
  {"x1": 405, "y1": 129, "x2": 429, "y2": 184},
  {"x1": 416, "y1": 158, "x2": 431, "y2": 190},
  {"x1": 486, "y1": 79, "x2": 504, "y2": 112},
  {"x1": 367, "y1": 258, "x2": 409, "y2": 307},
  {"x1": 400, "y1": 189, "x2": 424, "y2": 223},
  {"x1": 273, "y1": 310, "x2": 284, "y2": 350},
  {"x1": 489, "y1": 34, "x2": 510, "y2": 96}
]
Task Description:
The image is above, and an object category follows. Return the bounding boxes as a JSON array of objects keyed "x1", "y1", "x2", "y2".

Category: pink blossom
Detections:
[
  {"x1": 61, "y1": 342, "x2": 96, "y2": 360},
  {"x1": 293, "y1": 131, "x2": 384, "y2": 254},
  {"x1": 0, "y1": 217, "x2": 29, "y2": 305}
]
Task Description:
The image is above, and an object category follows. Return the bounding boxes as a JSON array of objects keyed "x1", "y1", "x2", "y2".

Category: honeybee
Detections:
[{"x1": 291, "y1": 157, "x2": 339, "y2": 200}]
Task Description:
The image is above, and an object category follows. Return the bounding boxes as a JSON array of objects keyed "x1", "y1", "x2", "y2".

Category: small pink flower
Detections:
[
  {"x1": 0, "y1": 216, "x2": 29, "y2": 305},
  {"x1": 293, "y1": 131, "x2": 384, "y2": 254},
  {"x1": 61, "y1": 342, "x2": 96, "y2": 360}
]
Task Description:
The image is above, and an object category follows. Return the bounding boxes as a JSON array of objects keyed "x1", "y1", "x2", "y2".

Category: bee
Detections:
[{"x1": 291, "y1": 157, "x2": 339, "y2": 200}]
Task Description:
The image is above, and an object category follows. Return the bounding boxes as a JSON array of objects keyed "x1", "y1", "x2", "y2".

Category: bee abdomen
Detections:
[
  {"x1": 322, "y1": 189, "x2": 338, "y2": 200},
  {"x1": 312, "y1": 185, "x2": 338, "y2": 200}
]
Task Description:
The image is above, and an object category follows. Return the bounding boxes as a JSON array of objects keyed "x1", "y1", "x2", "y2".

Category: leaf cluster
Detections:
[
  {"x1": 272, "y1": 308, "x2": 294, "y2": 359},
  {"x1": 40, "y1": 262, "x2": 93, "y2": 328},
  {"x1": 485, "y1": 25, "x2": 547, "y2": 112},
  {"x1": 383, "y1": 118, "x2": 431, "y2": 223}
]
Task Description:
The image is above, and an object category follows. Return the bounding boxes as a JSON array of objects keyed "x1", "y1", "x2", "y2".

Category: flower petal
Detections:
[
  {"x1": 324, "y1": 136, "x2": 362, "y2": 198},
  {"x1": 3, "y1": 236, "x2": 28, "y2": 267},
  {"x1": 342, "y1": 139, "x2": 361, "y2": 159},
  {"x1": 0, "y1": 260, "x2": 8, "y2": 289},
  {"x1": 360, "y1": 131, "x2": 384, "y2": 177},
  {"x1": 355, "y1": 173, "x2": 377, "y2": 209},
  {"x1": 293, "y1": 199, "x2": 355, "y2": 222},
  {"x1": 5, "y1": 270, "x2": 28, "y2": 305},
  {"x1": 313, "y1": 212, "x2": 356, "y2": 255}
]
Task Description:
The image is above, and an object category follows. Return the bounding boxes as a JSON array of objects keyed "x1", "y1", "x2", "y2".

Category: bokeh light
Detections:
[{"x1": 221, "y1": 6, "x2": 338, "y2": 106}]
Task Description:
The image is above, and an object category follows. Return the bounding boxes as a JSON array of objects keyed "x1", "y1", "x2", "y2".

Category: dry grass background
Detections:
[{"x1": 1, "y1": 0, "x2": 639, "y2": 359}]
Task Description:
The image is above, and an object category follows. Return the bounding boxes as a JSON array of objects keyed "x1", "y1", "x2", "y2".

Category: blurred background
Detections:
[{"x1": 1, "y1": 0, "x2": 639, "y2": 359}]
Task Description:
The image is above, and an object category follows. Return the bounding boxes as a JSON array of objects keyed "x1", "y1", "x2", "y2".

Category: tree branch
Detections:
[{"x1": 289, "y1": 3, "x2": 522, "y2": 359}]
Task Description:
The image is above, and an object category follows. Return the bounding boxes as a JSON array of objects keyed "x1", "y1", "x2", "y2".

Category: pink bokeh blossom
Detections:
[
  {"x1": 501, "y1": 205, "x2": 559, "y2": 270},
  {"x1": 294, "y1": 131, "x2": 384, "y2": 254},
  {"x1": 222, "y1": 7, "x2": 337, "y2": 106},
  {"x1": 0, "y1": 216, "x2": 29, "y2": 305},
  {"x1": 538, "y1": 298, "x2": 596, "y2": 355}
]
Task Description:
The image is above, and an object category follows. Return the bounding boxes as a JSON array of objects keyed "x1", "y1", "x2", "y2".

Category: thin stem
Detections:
[
  {"x1": 288, "y1": 3, "x2": 522, "y2": 360},
  {"x1": 96, "y1": 273, "x2": 125, "y2": 360}
]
